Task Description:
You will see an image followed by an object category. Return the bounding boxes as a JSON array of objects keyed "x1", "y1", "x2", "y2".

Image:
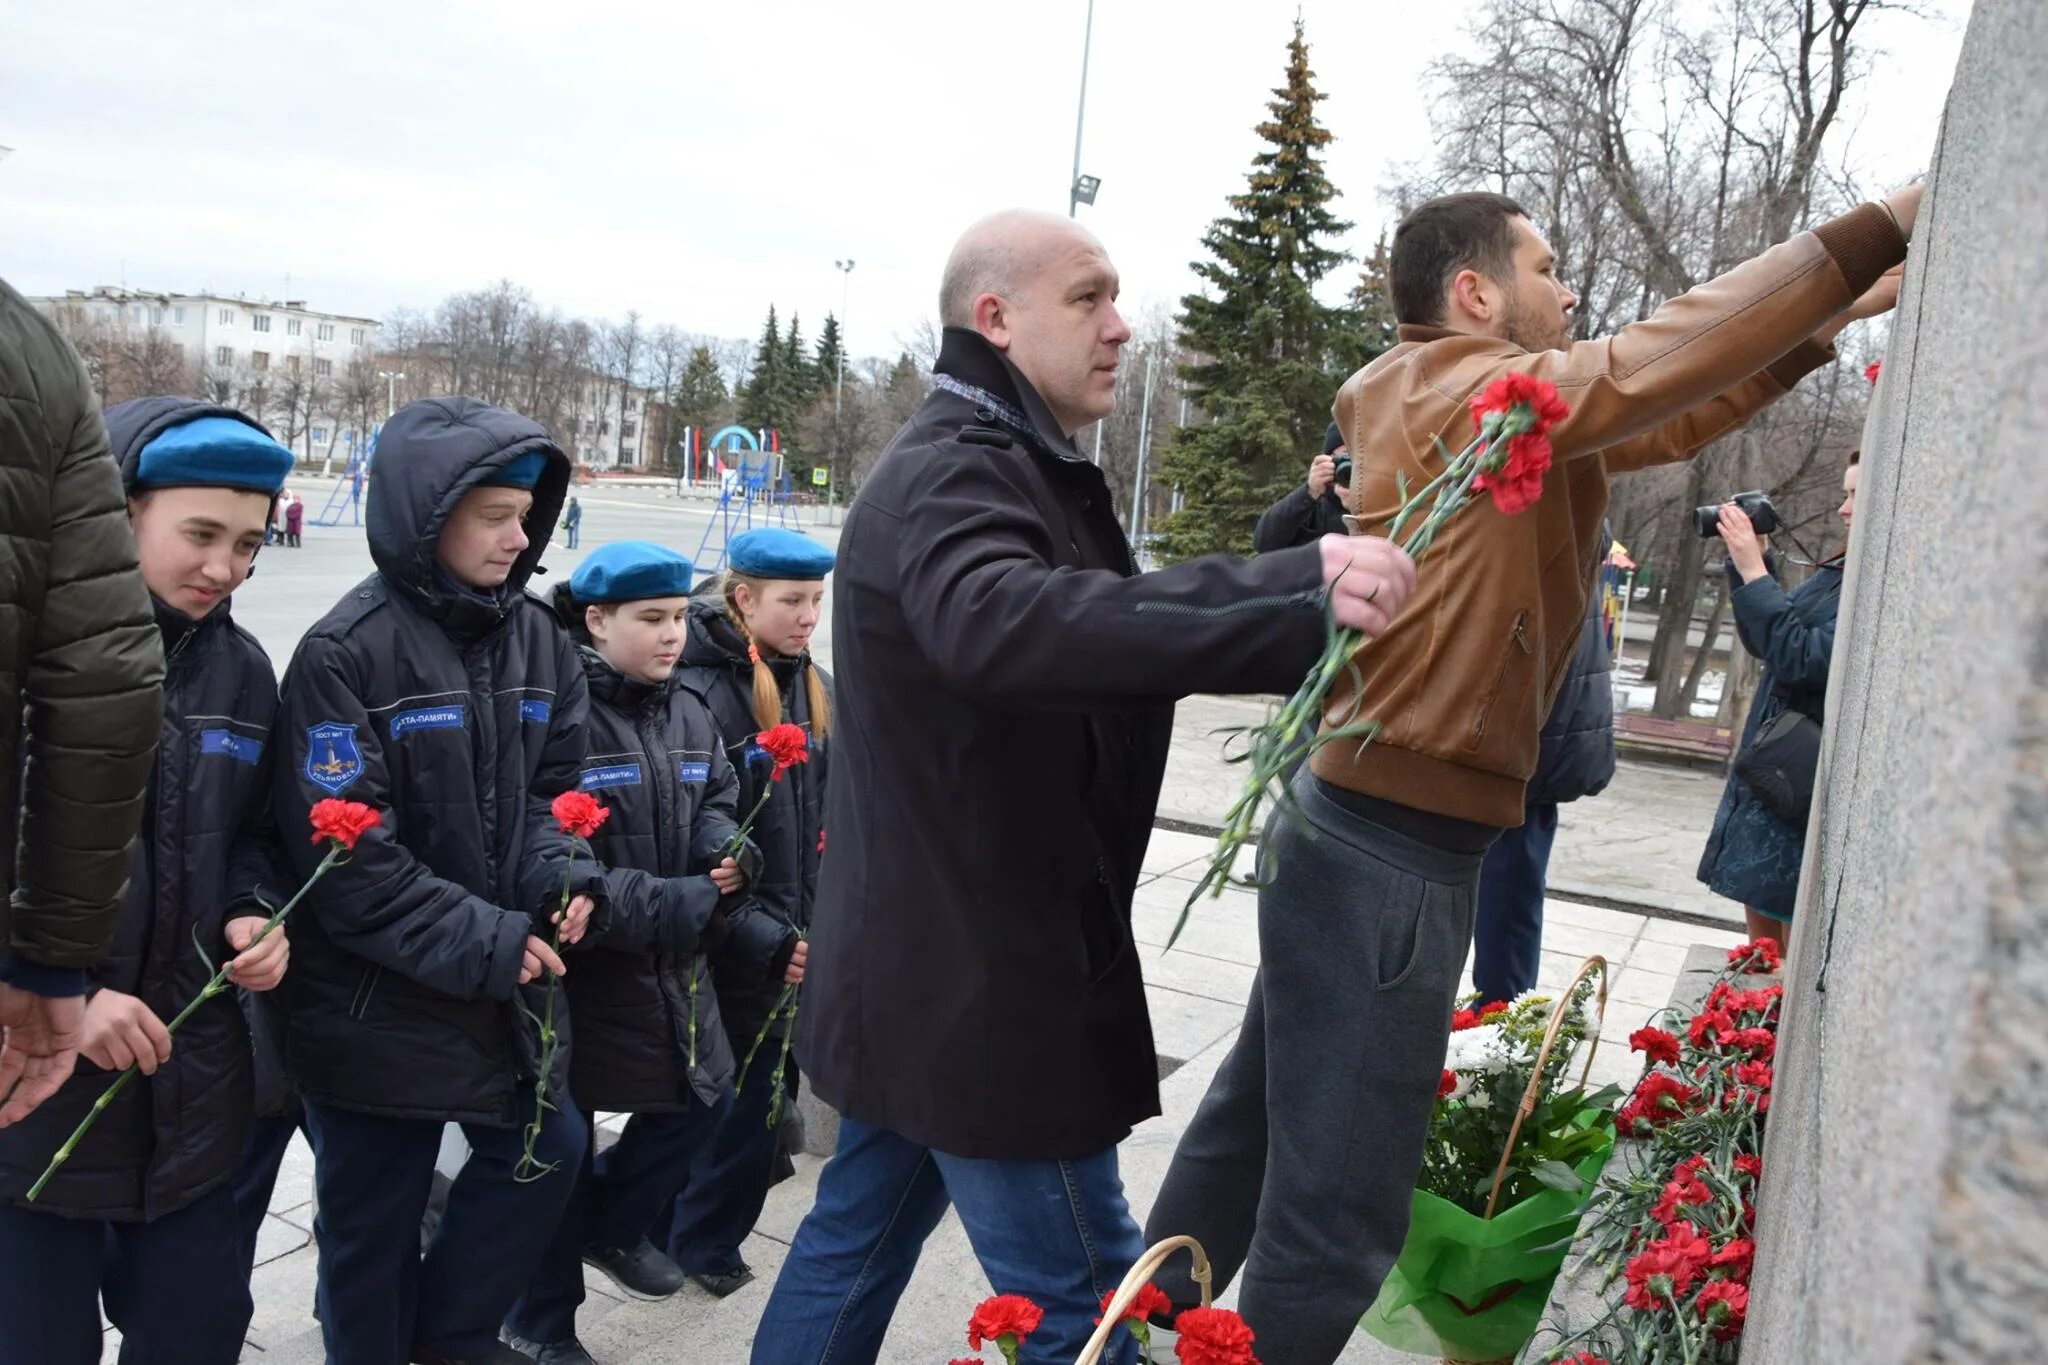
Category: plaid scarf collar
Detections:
[{"x1": 930, "y1": 373, "x2": 1035, "y2": 440}]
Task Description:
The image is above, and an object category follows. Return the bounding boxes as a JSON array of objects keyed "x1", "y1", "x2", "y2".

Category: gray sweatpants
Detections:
[{"x1": 1145, "y1": 772, "x2": 1482, "y2": 1364}]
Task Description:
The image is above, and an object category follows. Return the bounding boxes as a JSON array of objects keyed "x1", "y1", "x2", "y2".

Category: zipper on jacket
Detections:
[
  {"x1": 1470, "y1": 610, "x2": 1530, "y2": 749},
  {"x1": 1133, "y1": 589, "x2": 1323, "y2": 620}
]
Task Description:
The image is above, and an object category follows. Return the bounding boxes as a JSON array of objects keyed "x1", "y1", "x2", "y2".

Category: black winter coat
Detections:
[
  {"x1": 272, "y1": 398, "x2": 601, "y2": 1126},
  {"x1": 1698, "y1": 558, "x2": 1843, "y2": 919},
  {"x1": 0, "y1": 594, "x2": 281, "y2": 1219},
  {"x1": 0, "y1": 279, "x2": 163, "y2": 983},
  {"x1": 675, "y1": 596, "x2": 828, "y2": 1047},
  {"x1": 798, "y1": 328, "x2": 1335, "y2": 1161},
  {"x1": 1251, "y1": 481, "x2": 1349, "y2": 553},
  {"x1": 565, "y1": 647, "x2": 792, "y2": 1112},
  {"x1": 1527, "y1": 578, "x2": 1618, "y2": 807}
]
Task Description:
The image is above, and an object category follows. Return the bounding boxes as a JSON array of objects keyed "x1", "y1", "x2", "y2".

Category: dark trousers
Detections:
[
  {"x1": 0, "y1": 1183, "x2": 252, "y2": 1365},
  {"x1": 1471, "y1": 800, "x2": 1560, "y2": 1002},
  {"x1": 565, "y1": 524, "x2": 580, "y2": 548},
  {"x1": 510, "y1": 1095, "x2": 730, "y2": 1343},
  {"x1": 1145, "y1": 773, "x2": 1483, "y2": 1365},
  {"x1": 665, "y1": 1054, "x2": 786, "y2": 1276},
  {"x1": 232, "y1": 1104, "x2": 305, "y2": 1278},
  {"x1": 303, "y1": 1095, "x2": 587, "y2": 1365}
]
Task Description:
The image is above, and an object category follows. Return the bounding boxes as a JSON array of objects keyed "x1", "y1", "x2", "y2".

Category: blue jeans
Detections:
[
  {"x1": 751, "y1": 1117, "x2": 1144, "y2": 1365},
  {"x1": 1472, "y1": 801, "x2": 1559, "y2": 1002},
  {"x1": 0, "y1": 1183, "x2": 252, "y2": 1365}
]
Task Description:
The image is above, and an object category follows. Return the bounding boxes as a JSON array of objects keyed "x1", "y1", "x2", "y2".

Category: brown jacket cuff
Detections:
[
  {"x1": 1766, "y1": 337, "x2": 1839, "y2": 391},
  {"x1": 1812, "y1": 201, "x2": 1908, "y2": 298}
]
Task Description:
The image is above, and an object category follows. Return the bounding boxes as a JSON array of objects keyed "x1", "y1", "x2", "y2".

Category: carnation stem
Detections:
[
  {"x1": 515, "y1": 860, "x2": 574, "y2": 1183},
  {"x1": 26, "y1": 842, "x2": 347, "y2": 1202}
]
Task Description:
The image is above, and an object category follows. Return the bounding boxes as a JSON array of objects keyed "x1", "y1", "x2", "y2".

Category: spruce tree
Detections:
[
  {"x1": 782, "y1": 312, "x2": 815, "y2": 405},
  {"x1": 674, "y1": 345, "x2": 729, "y2": 439},
  {"x1": 739, "y1": 306, "x2": 784, "y2": 436},
  {"x1": 1154, "y1": 18, "x2": 1362, "y2": 562},
  {"x1": 813, "y1": 313, "x2": 845, "y2": 401}
]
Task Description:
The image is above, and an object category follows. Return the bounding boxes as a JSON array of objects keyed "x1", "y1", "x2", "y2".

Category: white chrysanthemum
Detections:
[
  {"x1": 1466, "y1": 1088, "x2": 1494, "y2": 1110},
  {"x1": 1449, "y1": 1073, "x2": 1476, "y2": 1102},
  {"x1": 1443, "y1": 1023, "x2": 1509, "y2": 1073}
]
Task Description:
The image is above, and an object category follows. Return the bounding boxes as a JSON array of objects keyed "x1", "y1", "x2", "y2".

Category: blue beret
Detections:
[
  {"x1": 728, "y1": 527, "x2": 835, "y2": 581},
  {"x1": 570, "y1": 541, "x2": 694, "y2": 603},
  {"x1": 480, "y1": 448, "x2": 547, "y2": 489},
  {"x1": 135, "y1": 416, "x2": 293, "y2": 495}
]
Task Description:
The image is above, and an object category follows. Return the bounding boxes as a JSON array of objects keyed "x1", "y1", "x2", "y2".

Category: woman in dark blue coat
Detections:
[
  {"x1": 1698, "y1": 454, "x2": 1860, "y2": 944},
  {"x1": 507, "y1": 542, "x2": 795, "y2": 1364}
]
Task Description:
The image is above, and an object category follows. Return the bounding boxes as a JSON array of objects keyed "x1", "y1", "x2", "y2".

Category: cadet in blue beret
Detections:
[
  {"x1": 508, "y1": 543, "x2": 801, "y2": 1356},
  {"x1": 0, "y1": 399, "x2": 296, "y2": 1364},
  {"x1": 268, "y1": 399, "x2": 599, "y2": 1365},
  {"x1": 661, "y1": 527, "x2": 833, "y2": 1297}
]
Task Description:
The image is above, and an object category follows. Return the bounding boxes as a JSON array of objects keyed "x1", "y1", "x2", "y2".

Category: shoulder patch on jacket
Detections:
[{"x1": 305, "y1": 722, "x2": 363, "y2": 793}]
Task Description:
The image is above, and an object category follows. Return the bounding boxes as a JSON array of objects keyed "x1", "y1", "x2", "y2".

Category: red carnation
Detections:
[
  {"x1": 309, "y1": 798, "x2": 380, "y2": 850},
  {"x1": 1733, "y1": 1154, "x2": 1764, "y2": 1183},
  {"x1": 1478, "y1": 999, "x2": 1510, "y2": 1019},
  {"x1": 756, "y1": 722, "x2": 811, "y2": 781},
  {"x1": 1628, "y1": 1072, "x2": 1699, "y2": 1127},
  {"x1": 1651, "y1": 1176, "x2": 1713, "y2": 1227},
  {"x1": 1566, "y1": 1356, "x2": 1613, "y2": 1365},
  {"x1": 1688, "y1": 1009, "x2": 1735, "y2": 1050},
  {"x1": 1735, "y1": 1060, "x2": 1774, "y2": 1091},
  {"x1": 1629, "y1": 1026, "x2": 1681, "y2": 1066},
  {"x1": 1096, "y1": 1281, "x2": 1172, "y2": 1329},
  {"x1": 1864, "y1": 360, "x2": 1882, "y2": 385},
  {"x1": 1467, "y1": 373, "x2": 1568, "y2": 517},
  {"x1": 1673, "y1": 1154, "x2": 1709, "y2": 1182},
  {"x1": 1727, "y1": 1027, "x2": 1777, "y2": 1059},
  {"x1": 1697, "y1": 1280, "x2": 1749, "y2": 1338},
  {"x1": 1728, "y1": 938, "x2": 1782, "y2": 973},
  {"x1": 1438, "y1": 1069, "x2": 1458, "y2": 1099},
  {"x1": 966, "y1": 1295, "x2": 1043, "y2": 1354},
  {"x1": 1468, "y1": 371, "x2": 1570, "y2": 435},
  {"x1": 1711, "y1": 1237, "x2": 1757, "y2": 1283},
  {"x1": 1623, "y1": 1242, "x2": 1699, "y2": 1311},
  {"x1": 551, "y1": 790, "x2": 610, "y2": 838},
  {"x1": 1451, "y1": 1007, "x2": 1481, "y2": 1032},
  {"x1": 1173, "y1": 1305, "x2": 1259, "y2": 1365}
]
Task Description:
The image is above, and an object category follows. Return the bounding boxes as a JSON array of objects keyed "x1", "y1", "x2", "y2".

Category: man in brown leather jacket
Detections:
[{"x1": 1146, "y1": 185, "x2": 1921, "y2": 1363}]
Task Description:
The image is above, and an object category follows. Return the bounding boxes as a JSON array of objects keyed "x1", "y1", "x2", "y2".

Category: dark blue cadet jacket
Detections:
[
  {"x1": 562, "y1": 643, "x2": 791, "y2": 1112},
  {"x1": 0, "y1": 397, "x2": 284, "y2": 1219},
  {"x1": 271, "y1": 397, "x2": 601, "y2": 1126}
]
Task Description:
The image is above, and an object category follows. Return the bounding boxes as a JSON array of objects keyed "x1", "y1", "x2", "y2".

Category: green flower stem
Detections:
[
  {"x1": 698, "y1": 780, "x2": 779, "y2": 1073},
  {"x1": 686, "y1": 959, "x2": 701, "y2": 1069},
  {"x1": 27, "y1": 841, "x2": 348, "y2": 1202},
  {"x1": 515, "y1": 860, "x2": 575, "y2": 1183},
  {"x1": 735, "y1": 978, "x2": 798, "y2": 1097}
]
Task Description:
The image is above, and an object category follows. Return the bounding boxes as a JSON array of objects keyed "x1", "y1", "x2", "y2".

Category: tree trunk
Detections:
[
  {"x1": 1719, "y1": 642, "x2": 1758, "y2": 731},
  {"x1": 1647, "y1": 459, "x2": 1715, "y2": 704},
  {"x1": 1679, "y1": 575, "x2": 1731, "y2": 717}
]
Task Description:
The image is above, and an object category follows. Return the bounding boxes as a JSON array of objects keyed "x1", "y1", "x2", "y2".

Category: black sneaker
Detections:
[
  {"x1": 582, "y1": 1237, "x2": 687, "y2": 1300},
  {"x1": 689, "y1": 1265, "x2": 757, "y2": 1298},
  {"x1": 502, "y1": 1332, "x2": 596, "y2": 1365},
  {"x1": 411, "y1": 1343, "x2": 537, "y2": 1365}
]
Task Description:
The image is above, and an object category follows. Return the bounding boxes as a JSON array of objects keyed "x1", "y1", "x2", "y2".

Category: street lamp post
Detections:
[
  {"x1": 378, "y1": 370, "x2": 405, "y2": 420},
  {"x1": 1069, "y1": 0, "x2": 1096, "y2": 216},
  {"x1": 832, "y1": 259, "x2": 855, "y2": 513}
]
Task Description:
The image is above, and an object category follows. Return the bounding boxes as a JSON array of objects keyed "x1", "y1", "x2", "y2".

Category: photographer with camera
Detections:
[
  {"x1": 1252, "y1": 422, "x2": 1351, "y2": 552},
  {"x1": 1696, "y1": 453, "x2": 1860, "y2": 947}
]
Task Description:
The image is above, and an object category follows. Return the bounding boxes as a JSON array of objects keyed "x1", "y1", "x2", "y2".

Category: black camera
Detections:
[
  {"x1": 1694, "y1": 490, "x2": 1781, "y2": 539},
  {"x1": 1333, "y1": 454, "x2": 1354, "y2": 487}
]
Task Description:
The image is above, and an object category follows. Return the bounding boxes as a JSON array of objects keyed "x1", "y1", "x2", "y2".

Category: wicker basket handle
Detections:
[
  {"x1": 1481, "y1": 954, "x2": 1609, "y2": 1221},
  {"x1": 1073, "y1": 1235, "x2": 1212, "y2": 1365}
]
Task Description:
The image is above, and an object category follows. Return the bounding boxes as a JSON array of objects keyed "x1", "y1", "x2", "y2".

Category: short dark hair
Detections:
[
  {"x1": 1848, "y1": 449, "x2": 1861, "y2": 467},
  {"x1": 1389, "y1": 192, "x2": 1528, "y2": 327}
]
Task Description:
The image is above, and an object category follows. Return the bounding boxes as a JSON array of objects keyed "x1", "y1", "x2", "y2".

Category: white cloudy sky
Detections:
[{"x1": 1, "y1": 0, "x2": 1968, "y2": 360}]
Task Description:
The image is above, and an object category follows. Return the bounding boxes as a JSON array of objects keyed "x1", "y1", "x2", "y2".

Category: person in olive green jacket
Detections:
[{"x1": 0, "y1": 278, "x2": 165, "y2": 1128}]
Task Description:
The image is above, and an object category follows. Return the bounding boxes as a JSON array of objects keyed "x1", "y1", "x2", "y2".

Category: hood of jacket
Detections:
[{"x1": 365, "y1": 396, "x2": 568, "y2": 619}]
